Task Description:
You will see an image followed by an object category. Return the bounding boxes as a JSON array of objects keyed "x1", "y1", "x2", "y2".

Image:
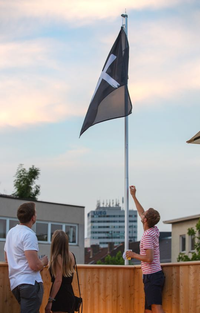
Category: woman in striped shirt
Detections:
[{"x1": 126, "y1": 186, "x2": 165, "y2": 313}]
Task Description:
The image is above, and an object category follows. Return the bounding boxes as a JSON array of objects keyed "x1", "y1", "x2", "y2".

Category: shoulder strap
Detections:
[
  {"x1": 73, "y1": 253, "x2": 81, "y2": 298},
  {"x1": 73, "y1": 254, "x2": 83, "y2": 313},
  {"x1": 76, "y1": 264, "x2": 81, "y2": 297},
  {"x1": 72, "y1": 252, "x2": 76, "y2": 266}
]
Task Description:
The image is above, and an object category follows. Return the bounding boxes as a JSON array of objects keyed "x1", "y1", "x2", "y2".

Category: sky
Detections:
[{"x1": 0, "y1": 0, "x2": 200, "y2": 240}]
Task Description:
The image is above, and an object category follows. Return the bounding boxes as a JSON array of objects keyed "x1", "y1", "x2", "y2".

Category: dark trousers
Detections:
[
  {"x1": 143, "y1": 270, "x2": 165, "y2": 310},
  {"x1": 12, "y1": 281, "x2": 43, "y2": 313}
]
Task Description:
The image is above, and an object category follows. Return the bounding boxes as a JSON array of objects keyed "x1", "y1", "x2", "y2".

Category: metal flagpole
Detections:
[{"x1": 121, "y1": 13, "x2": 129, "y2": 265}]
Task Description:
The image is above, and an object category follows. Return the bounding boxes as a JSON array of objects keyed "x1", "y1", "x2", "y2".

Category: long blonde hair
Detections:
[{"x1": 50, "y1": 230, "x2": 74, "y2": 277}]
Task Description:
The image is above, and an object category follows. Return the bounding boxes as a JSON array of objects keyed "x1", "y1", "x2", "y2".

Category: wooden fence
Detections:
[{"x1": 1, "y1": 261, "x2": 200, "y2": 313}]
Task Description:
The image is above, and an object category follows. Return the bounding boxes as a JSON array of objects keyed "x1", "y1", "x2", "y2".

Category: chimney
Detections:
[
  {"x1": 108, "y1": 242, "x2": 114, "y2": 254},
  {"x1": 90, "y1": 244, "x2": 100, "y2": 258}
]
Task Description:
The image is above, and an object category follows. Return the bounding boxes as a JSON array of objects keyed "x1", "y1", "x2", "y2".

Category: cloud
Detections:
[
  {"x1": 0, "y1": 77, "x2": 85, "y2": 127},
  {"x1": 0, "y1": 40, "x2": 49, "y2": 69},
  {"x1": 0, "y1": 38, "x2": 70, "y2": 70},
  {"x1": 129, "y1": 59, "x2": 200, "y2": 104},
  {"x1": 0, "y1": 2, "x2": 200, "y2": 128},
  {"x1": 39, "y1": 146, "x2": 91, "y2": 168},
  {"x1": 0, "y1": 37, "x2": 86, "y2": 127},
  {"x1": 0, "y1": 0, "x2": 196, "y2": 25},
  {"x1": 1, "y1": 21, "x2": 200, "y2": 127},
  {"x1": 128, "y1": 18, "x2": 200, "y2": 104}
]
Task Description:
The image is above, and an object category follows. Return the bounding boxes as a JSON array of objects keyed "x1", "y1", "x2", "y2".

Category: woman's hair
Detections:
[
  {"x1": 145, "y1": 208, "x2": 160, "y2": 228},
  {"x1": 50, "y1": 230, "x2": 74, "y2": 277}
]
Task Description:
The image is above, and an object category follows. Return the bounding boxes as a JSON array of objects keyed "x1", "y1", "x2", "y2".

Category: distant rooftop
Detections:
[
  {"x1": 164, "y1": 214, "x2": 200, "y2": 224},
  {"x1": 96, "y1": 199, "x2": 121, "y2": 210},
  {"x1": 0, "y1": 194, "x2": 84, "y2": 209},
  {"x1": 96, "y1": 205, "x2": 122, "y2": 211},
  {"x1": 85, "y1": 231, "x2": 171, "y2": 264}
]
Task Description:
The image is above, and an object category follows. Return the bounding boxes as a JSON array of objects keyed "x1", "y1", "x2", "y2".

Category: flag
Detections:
[
  {"x1": 186, "y1": 131, "x2": 200, "y2": 144},
  {"x1": 80, "y1": 27, "x2": 132, "y2": 137}
]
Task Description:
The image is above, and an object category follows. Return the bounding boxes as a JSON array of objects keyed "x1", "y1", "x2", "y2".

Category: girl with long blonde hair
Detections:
[{"x1": 45, "y1": 230, "x2": 75, "y2": 313}]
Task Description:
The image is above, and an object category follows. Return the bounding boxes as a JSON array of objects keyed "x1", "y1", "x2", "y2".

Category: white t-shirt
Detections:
[{"x1": 4, "y1": 224, "x2": 43, "y2": 290}]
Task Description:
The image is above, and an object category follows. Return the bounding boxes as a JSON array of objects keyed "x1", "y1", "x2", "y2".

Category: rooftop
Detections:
[
  {"x1": 164, "y1": 214, "x2": 200, "y2": 224},
  {"x1": 0, "y1": 193, "x2": 84, "y2": 208}
]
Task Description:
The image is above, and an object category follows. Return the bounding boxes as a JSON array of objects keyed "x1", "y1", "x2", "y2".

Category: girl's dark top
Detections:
[{"x1": 49, "y1": 260, "x2": 75, "y2": 313}]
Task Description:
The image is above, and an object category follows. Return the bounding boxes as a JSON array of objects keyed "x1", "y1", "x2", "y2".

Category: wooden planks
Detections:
[
  {"x1": 0, "y1": 263, "x2": 20, "y2": 313},
  {"x1": 1, "y1": 262, "x2": 200, "y2": 313}
]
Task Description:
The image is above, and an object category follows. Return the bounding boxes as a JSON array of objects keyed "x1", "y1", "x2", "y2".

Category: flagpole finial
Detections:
[{"x1": 121, "y1": 13, "x2": 128, "y2": 33}]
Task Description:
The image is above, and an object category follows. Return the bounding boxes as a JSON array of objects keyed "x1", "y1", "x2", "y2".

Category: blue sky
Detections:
[{"x1": 0, "y1": 0, "x2": 200, "y2": 239}]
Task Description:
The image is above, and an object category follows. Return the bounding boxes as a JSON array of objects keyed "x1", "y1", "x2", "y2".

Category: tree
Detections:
[
  {"x1": 177, "y1": 218, "x2": 200, "y2": 262},
  {"x1": 12, "y1": 164, "x2": 40, "y2": 200},
  {"x1": 97, "y1": 251, "x2": 124, "y2": 265}
]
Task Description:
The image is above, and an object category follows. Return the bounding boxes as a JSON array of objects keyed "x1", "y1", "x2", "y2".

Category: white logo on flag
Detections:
[{"x1": 91, "y1": 54, "x2": 120, "y2": 101}]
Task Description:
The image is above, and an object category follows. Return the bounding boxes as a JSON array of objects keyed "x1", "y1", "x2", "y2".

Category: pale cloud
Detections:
[
  {"x1": 0, "y1": 78, "x2": 84, "y2": 127},
  {"x1": 0, "y1": 39, "x2": 67, "y2": 69},
  {"x1": 0, "y1": 41, "x2": 45, "y2": 69},
  {"x1": 0, "y1": 0, "x2": 196, "y2": 25},
  {"x1": 0, "y1": 37, "x2": 85, "y2": 127},
  {"x1": 127, "y1": 17, "x2": 200, "y2": 104},
  {"x1": 36, "y1": 146, "x2": 91, "y2": 169},
  {"x1": 0, "y1": 2, "x2": 199, "y2": 127},
  {"x1": 130, "y1": 59, "x2": 200, "y2": 104}
]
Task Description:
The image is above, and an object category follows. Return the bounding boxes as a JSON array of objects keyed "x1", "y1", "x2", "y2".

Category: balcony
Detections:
[{"x1": 1, "y1": 261, "x2": 200, "y2": 313}]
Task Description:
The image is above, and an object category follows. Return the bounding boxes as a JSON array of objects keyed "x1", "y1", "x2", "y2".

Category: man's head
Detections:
[
  {"x1": 17, "y1": 202, "x2": 36, "y2": 224},
  {"x1": 143, "y1": 208, "x2": 160, "y2": 228}
]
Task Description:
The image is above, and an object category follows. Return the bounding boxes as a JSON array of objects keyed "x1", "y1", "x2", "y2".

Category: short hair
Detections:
[
  {"x1": 145, "y1": 208, "x2": 160, "y2": 228},
  {"x1": 17, "y1": 202, "x2": 35, "y2": 223}
]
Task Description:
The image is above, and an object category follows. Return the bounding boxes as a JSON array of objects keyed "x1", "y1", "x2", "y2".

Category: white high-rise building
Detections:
[{"x1": 87, "y1": 200, "x2": 137, "y2": 247}]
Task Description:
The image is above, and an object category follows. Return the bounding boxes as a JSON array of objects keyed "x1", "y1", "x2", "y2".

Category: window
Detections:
[
  {"x1": 65, "y1": 225, "x2": 77, "y2": 244},
  {"x1": 35, "y1": 222, "x2": 78, "y2": 245},
  {"x1": 51, "y1": 223, "x2": 63, "y2": 239},
  {"x1": 180, "y1": 235, "x2": 186, "y2": 252},
  {"x1": 0, "y1": 219, "x2": 6, "y2": 239},
  {"x1": 36, "y1": 222, "x2": 48, "y2": 242},
  {"x1": 0, "y1": 217, "x2": 18, "y2": 239},
  {"x1": 189, "y1": 235, "x2": 195, "y2": 251},
  {"x1": 0, "y1": 217, "x2": 78, "y2": 245},
  {"x1": 9, "y1": 219, "x2": 18, "y2": 230}
]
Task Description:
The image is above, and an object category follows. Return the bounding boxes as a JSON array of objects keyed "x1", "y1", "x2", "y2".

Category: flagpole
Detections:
[{"x1": 121, "y1": 13, "x2": 129, "y2": 265}]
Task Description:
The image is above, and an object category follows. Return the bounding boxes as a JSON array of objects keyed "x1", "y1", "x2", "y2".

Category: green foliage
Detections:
[
  {"x1": 12, "y1": 164, "x2": 40, "y2": 200},
  {"x1": 177, "y1": 218, "x2": 200, "y2": 262},
  {"x1": 96, "y1": 260, "x2": 103, "y2": 265},
  {"x1": 190, "y1": 251, "x2": 200, "y2": 261},
  {"x1": 187, "y1": 227, "x2": 195, "y2": 236},
  {"x1": 177, "y1": 253, "x2": 191, "y2": 262},
  {"x1": 97, "y1": 251, "x2": 124, "y2": 265},
  {"x1": 196, "y1": 219, "x2": 200, "y2": 232}
]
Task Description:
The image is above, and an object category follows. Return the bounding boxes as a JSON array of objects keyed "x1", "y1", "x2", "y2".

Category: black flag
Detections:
[{"x1": 80, "y1": 27, "x2": 132, "y2": 137}]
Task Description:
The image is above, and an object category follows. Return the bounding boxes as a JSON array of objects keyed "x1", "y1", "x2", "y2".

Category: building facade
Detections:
[
  {"x1": 164, "y1": 214, "x2": 200, "y2": 263},
  {"x1": 87, "y1": 201, "x2": 137, "y2": 247},
  {"x1": 0, "y1": 195, "x2": 85, "y2": 263}
]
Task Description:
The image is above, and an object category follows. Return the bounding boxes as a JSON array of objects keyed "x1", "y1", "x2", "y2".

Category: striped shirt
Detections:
[{"x1": 140, "y1": 226, "x2": 161, "y2": 274}]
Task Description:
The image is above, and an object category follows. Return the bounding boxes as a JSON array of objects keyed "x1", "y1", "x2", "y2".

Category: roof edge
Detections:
[
  {"x1": 163, "y1": 214, "x2": 200, "y2": 224},
  {"x1": 0, "y1": 194, "x2": 85, "y2": 209}
]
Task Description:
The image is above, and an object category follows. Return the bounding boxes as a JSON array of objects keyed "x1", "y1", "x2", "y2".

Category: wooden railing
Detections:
[{"x1": 1, "y1": 262, "x2": 200, "y2": 313}]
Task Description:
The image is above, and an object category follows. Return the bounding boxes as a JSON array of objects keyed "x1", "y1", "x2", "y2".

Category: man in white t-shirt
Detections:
[
  {"x1": 126, "y1": 186, "x2": 165, "y2": 313},
  {"x1": 4, "y1": 202, "x2": 48, "y2": 313}
]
